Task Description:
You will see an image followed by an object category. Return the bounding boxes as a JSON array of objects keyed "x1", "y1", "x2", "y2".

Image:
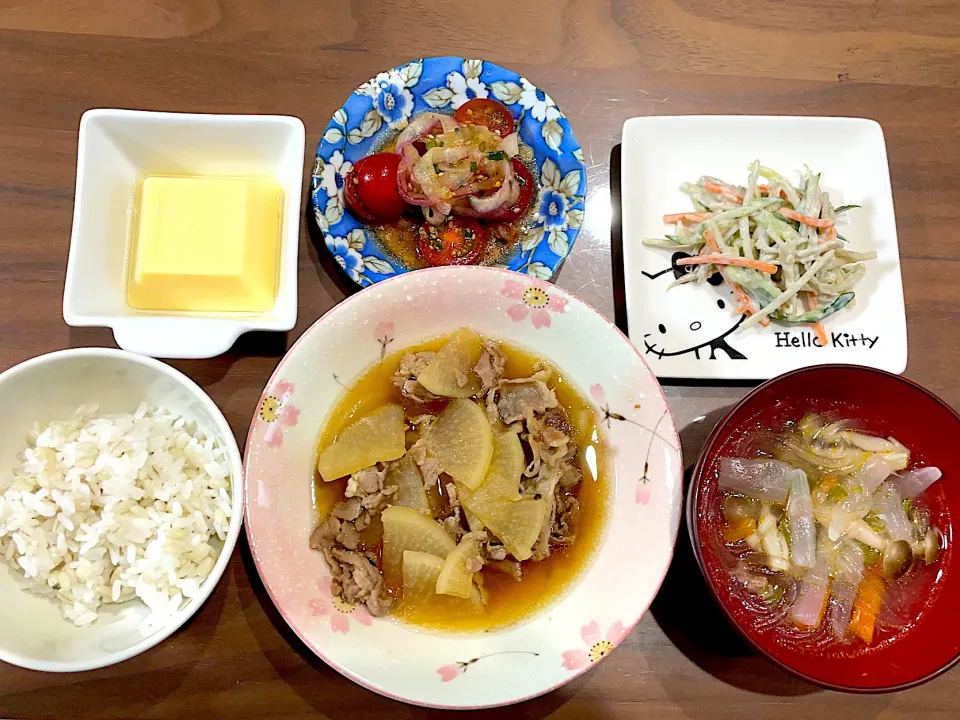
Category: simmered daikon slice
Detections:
[
  {"x1": 480, "y1": 498, "x2": 545, "y2": 562},
  {"x1": 382, "y1": 505, "x2": 456, "y2": 587},
  {"x1": 417, "y1": 328, "x2": 484, "y2": 398},
  {"x1": 436, "y1": 536, "x2": 482, "y2": 598},
  {"x1": 425, "y1": 399, "x2": 493, "y2": 490},
  {"x1": 316, "y1": 404, "x2": 405, "y2": 481},
  {"x1": 385, "y1": 454, "x2": 430, "y2": 513}
]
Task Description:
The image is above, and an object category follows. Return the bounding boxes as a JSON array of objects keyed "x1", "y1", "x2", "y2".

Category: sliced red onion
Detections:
[
  {"x1": 397, "y1": 144, "x2": 436, "y2": 207},
  {"x1": 439, "y1": 166, "x2": 473, "y2": 190},
  {"x1": 395, "y1": 113, "x2": 449, "y2": 150},
  {"x1": 785, "y1": 469, "x2": 815, "y2": 568},
  {"x1": 896, "y1": 466, "x2": 942, "y2": 499},
  {"x1": 501, "y1": 132, "x2": 520, "y2": 158},
  {"x1": 467, "y1": 161, "x2": 517, "y2": 214},
  {"x1": 422, "y1": 205, "x2": 447, "y2": 226},
  {"x1": 397, "y1": 177, "x2": 433, "y2": 206},
  {"x1": 437, "y1": 115, "x2": 460, "y2": 134},
  {"x1": 718, "y1": 458, "x2": 798, "y2": 504},
  {"x1": 429, "y1": 146, "x2": 471, "y2": 165},
  {"x1": 400, "y1": 143, "x2": 420, "y2": 166},
  {"x1": 412, "y1": 155, "x2": 449, "y2": 201},
  {"x1": 789, "y1": 557, "x2": 828, "y2": 628},
  {"x1": 872, "y1": 481, "x2": 914, "y2": 542},
  {"x1": 468, "y1": 179, "x2": 520, "y2": 214}
]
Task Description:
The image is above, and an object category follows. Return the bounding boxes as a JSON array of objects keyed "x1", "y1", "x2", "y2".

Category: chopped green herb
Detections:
[
  {"x1": 826, "y1": 485, "x2": 848, "y2": 503},
  {"x1": 833, "y1": 204, "x2": 861, "y2": 214},
  {"x1": 469, "y1": 161, "x2": 478, "y2": 173},
  {"x1": 760, "y1": 583, "x2": 784, "y2": 607},
  {"x1": 863, "y1": 513, "x2": 885, "y2": 533},
  {"x1": 902, "y1": 497, "x2": 914, "y2": 515},
  {"x1": 778, "y1": 513, "x2": 792, "y2": 548},
  {"x1": 856, "y1": 540, "x2": 881, "y2": 565},
  {"x1": 486, "y1": 151, "x2": 506, "y2": 161}
]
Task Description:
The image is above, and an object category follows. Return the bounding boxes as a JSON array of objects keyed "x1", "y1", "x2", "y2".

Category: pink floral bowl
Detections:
[{"x1": 243, "y1": 266, "x2": 683, "y2": 708}]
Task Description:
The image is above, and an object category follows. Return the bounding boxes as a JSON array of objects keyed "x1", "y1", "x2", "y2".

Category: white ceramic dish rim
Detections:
[
  {"x1": 0, "y1": 347, "x2": 245, "y2": 672},
  {"x1": 242, "y1": 266, "x2": 684, "y2": 709},
  {"x1": 63, "y1": 109, "x2": 305, "y2": 359}
]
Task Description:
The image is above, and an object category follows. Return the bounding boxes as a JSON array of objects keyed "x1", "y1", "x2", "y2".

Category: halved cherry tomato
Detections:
[
  {"x1": 454, "y1": 98, "x2": 515, "y2": 137},
  {"x1": 344, "y1": 152, "x2": 407, "y2": 223},
  {"x1": 417, "y1": 217, "x2": 487, "y2": 266}
]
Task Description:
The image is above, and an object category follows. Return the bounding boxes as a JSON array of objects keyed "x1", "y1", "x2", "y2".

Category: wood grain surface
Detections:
[{"x1": 0, "y1": 1, "x2": 958, "y2": 717}]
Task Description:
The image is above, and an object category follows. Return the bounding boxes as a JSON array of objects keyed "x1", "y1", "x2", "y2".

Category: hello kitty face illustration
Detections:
[{"x1": 640, "y1": 252, "x2": 746, "y2": 360}]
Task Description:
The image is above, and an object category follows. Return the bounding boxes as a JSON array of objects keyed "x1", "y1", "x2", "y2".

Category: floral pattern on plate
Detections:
[
  {"x1": 255, "y1": 380, "x2": 300, "y2": 448},
  {"x1": 311, "y1": 57, "x2": 587, "y2": 286},
  {"x1": 561, "y1": 621, "x2": 628, "y2": 670},
  {"x1": 501, "y1": 276, "x2": 568, "y2": 329},
  {"x1": 307, "y1": 576, "x2": 373, "y2": 634}
]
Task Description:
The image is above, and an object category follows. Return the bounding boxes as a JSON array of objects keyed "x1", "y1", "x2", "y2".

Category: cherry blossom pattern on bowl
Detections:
[
  {"x1": 253, "y1": 380, "x2": 300, "y2": 448},
  {"x1": 310, "y1": 57, "x2": 586, "y2": 286},
  {"x1": 243, "y1": 265, "x2": 683, "y2": 709}
]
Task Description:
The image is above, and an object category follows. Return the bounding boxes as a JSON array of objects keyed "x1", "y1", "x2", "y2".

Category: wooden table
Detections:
[{"x1": 1, "y1": 1, "x2": 958, "y2": 717}]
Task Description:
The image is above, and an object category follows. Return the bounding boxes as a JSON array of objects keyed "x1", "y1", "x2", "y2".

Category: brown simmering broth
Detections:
[{"x1": 313, "y1": 335, "x2": 609, "y2": 632}]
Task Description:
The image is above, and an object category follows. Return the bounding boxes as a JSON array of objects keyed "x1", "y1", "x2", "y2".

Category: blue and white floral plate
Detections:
[{"x1": 310, "y1": 57, "x2": 586, "y2": 286}]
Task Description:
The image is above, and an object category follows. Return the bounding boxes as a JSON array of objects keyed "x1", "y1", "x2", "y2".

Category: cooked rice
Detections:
[{"x1": 0, "y1": 403, "x2": 232, "y2": 626}]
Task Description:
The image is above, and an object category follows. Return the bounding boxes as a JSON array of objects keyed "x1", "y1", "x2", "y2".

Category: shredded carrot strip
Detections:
[
  {"x1": 819, "y1": 226, "x2": 837, "y2": 244},
  {"x1": 756, "y1": 184, "x2": 771, "y2": 195},
  {"x1": 777, "y1": 208, "x2": 836, "y2": 229},
  {"x1": 702, "y1": 229, "x2": 768, "y2": 325},
  {"x1": 677, "y1": 255, "x2": 778, "y2": 274},
  {"x1": 849, "y1": 567, "x2": 885, "y2": 644},
  {"x1": 663, "y1": 212, "x2": 713, "y2": 224},
  {"x1": 813, "y1": 322, "x2": 828, "y2": 347},
  {"x1": 702, "y1": 229, "x2": 721, "y2": 253},
  {"x1": 802, "y1": 293, "x2": 829, "y2": 347},
  {"x1": 704, "y1": 180, "x2": 743, "y2": 203}
]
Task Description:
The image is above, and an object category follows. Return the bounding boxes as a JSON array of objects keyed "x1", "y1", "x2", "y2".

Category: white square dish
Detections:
[
  {"x1": 620, "y1": 115, "x2": 907, "y2": 380},
  {"x1": 64, "y1": 109, "x2": 305, "y2": 359}
]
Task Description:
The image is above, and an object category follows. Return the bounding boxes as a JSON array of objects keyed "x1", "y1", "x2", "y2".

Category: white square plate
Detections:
[
  {"x1": 620, "y1": 116, "x2": 907, "y2": 380},
  {"x1": 64, "y1": 109, "x2": 305, "y2": 359}
]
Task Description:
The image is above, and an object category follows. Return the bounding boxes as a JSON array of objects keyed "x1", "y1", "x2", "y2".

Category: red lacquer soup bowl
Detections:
[{"x1": 687, "y1": 365, "x2": 960, "y2": 692}]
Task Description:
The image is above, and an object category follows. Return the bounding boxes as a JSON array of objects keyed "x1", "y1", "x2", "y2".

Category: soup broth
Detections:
[{"x1": 699, "y1": 398, "x2": 950, "y2": 658}]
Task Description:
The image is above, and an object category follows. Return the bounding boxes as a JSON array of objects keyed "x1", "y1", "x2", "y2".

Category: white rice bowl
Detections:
[
  {"x1": 0, "y1": 403, "x2": 232, "y2": 627},
  {"x1": 0, "y1": 349, "x2": 243, "y2": 672}
]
